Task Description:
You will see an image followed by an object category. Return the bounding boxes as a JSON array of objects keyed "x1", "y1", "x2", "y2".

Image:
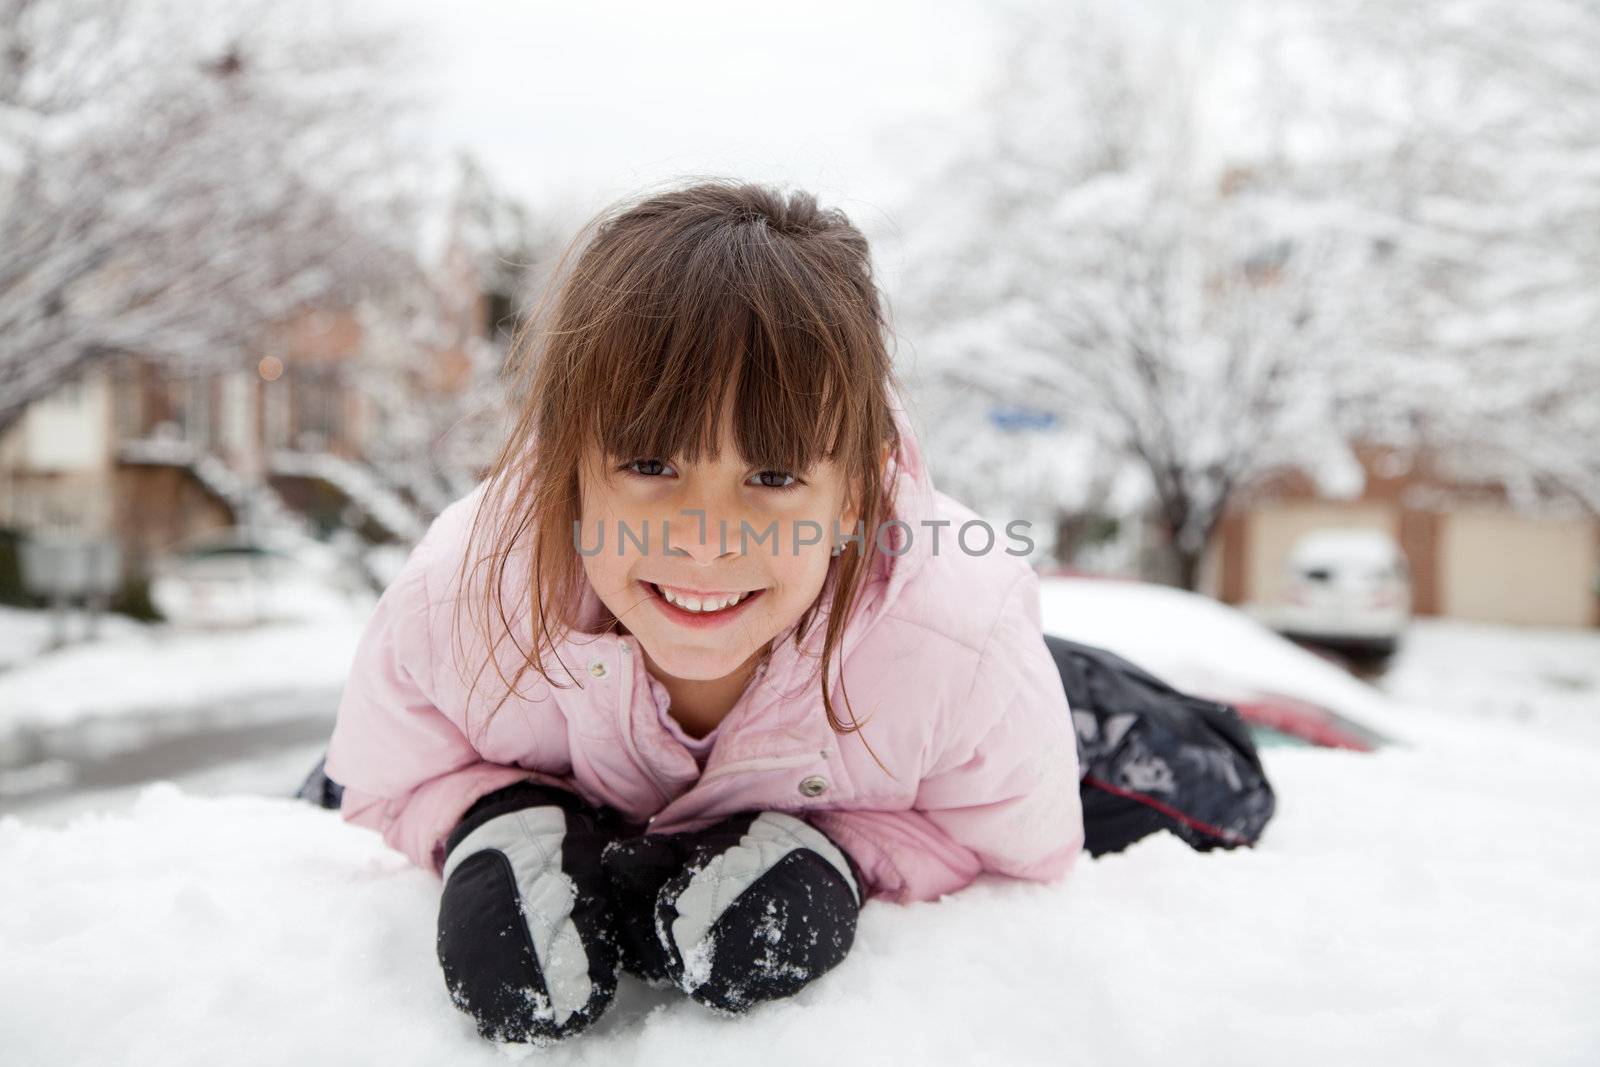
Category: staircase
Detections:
[
  {"x1": 267, "y1": 450, "x2": 429, "y2": 543},
  {"x1": 118, "y1": 437, "x2": 318, "y2": 548}
]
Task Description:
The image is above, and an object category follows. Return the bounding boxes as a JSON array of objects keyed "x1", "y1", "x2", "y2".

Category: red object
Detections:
[
  {"x1": 1082, "y1": 773, "x2": 1251, "y2": 845},
  {"x1": 1228, "y1": 692, "x2": 1380, "y2": 752}
]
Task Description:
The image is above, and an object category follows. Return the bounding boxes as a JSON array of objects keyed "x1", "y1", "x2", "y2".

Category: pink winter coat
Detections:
[{"x1": 324, "y1": 408, "x2": 1085, "y2": 904}]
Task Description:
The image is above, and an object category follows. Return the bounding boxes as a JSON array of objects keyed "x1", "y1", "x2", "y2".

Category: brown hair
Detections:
[{"x1": 451, "y1": 179, "x2": 903, "y2": 757}]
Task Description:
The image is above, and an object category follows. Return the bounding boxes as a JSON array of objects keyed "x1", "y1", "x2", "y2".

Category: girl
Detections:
[{"x1": 321, "y1": 181, "x2": 1085, "y2": 1045}]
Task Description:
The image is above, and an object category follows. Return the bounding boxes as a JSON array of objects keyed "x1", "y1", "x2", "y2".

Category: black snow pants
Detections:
[{"x1": 1044, "y1": 633, "x2": 1276, "y2": 857}]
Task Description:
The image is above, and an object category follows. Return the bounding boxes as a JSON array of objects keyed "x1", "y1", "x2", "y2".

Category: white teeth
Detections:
[{"x1": 658, "y1": 585, "x2": 749, "y2": 613}]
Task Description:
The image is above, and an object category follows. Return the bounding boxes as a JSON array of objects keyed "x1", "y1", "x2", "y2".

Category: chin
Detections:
[{"x1": 636, "y1": 631, "x2": 766, "y2": 680}]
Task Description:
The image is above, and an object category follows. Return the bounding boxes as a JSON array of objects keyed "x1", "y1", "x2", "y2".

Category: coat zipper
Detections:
[
  {"x1": 626, "y1": 648, "x2": 835, "y2": 824},
  {"x1": 617, "y1": 646, "x2": 675, "y2": 808},
  {"x1": 696, "y1": 751, "x2": 819, "y2": 786}
]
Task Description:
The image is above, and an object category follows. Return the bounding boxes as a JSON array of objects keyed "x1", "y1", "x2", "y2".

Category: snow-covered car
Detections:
[
  {"x1": 1038, "y1": 573, "x2": 1392, "y2": 751},
  {"x1": 1269, "y1": 528, "x2": 1412, "y2": 661},
  {"x1": 149, "y1": 529, "x2": 370, "y2": 628}
]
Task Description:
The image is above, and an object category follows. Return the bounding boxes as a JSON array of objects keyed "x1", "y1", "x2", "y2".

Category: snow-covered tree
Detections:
[
  {"x1": 1301, "y1": 0, "x2": 1600, "y2": 514},
  {"x1": 897, "y1": 1, "x2": 1368, "y2": 588},
  {"x1": 352, "y1": 152, "x2": 568, "y2": 518},
  {"x1": 0, "y1": 0, "x2": 429, "y2": 431}
]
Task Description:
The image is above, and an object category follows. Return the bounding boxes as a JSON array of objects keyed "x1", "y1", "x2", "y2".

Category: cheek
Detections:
[
  {"x1": 765, "y1": 542, "x2": 835, "y2": 604},
  {"x1": 579, "y1": 544, "x2": 625, "y2": 601},
  {"x1": 576, "y1": 484, "x2": 640, "y2": 591},
  {"x1": 577, "y1": 472, "x2": 614, "y2": 526}
]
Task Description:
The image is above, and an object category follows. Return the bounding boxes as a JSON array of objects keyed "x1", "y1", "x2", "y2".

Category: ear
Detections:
[
  {"x1": 838, "y1": 486, "x2": 859, "y2": 535},
  {"x1": 839, "y1": 441, "x2": 894, "y2": 531}
]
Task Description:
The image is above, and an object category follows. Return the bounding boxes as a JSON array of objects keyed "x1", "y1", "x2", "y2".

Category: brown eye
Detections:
[
  {"x1": 620, "y1": 458, "x2": 673, "y2": 478},
  {"x1": 750, "y1": 470, "x2": 800, "y2": 490}
]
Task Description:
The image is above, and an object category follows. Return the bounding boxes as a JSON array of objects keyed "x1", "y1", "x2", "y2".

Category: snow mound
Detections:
[{"x1": 4, "y1": 732, "x2": 1598, "y2": 1066}]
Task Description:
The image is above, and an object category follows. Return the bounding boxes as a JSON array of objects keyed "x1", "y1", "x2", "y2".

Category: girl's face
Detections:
[{"x1": 577, "y1": 404, "x2": 862, "y2": 687}]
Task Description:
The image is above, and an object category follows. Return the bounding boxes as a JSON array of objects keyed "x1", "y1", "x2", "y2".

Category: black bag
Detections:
[{"x1": 1044, "y1": 634, "x2": 1277, "y2": 857}]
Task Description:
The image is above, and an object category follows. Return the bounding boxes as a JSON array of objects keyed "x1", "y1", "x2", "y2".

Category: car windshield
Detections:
[{"x1": 1246, "y1": 724, "x2": 1318, "y2": 748}]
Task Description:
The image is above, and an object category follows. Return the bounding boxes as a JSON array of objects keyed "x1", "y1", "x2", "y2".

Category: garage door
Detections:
[{"x1": 1440, "y1": 511, "x2": 1599, "y2": 627}]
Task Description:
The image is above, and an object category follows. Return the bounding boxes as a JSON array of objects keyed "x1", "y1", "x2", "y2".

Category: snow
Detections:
[
  {"x1": 1381, "y1": 618, "x2": 1600, "y2": 745},
  {"x1": 0, "y1": 602, "x2": 370, "y2": 747},
  {"x1": 3, "y1": 724, "x2": 1598, "y2": 1065},
  {"x1": 2, "y1": 592, "x2": 1598, "y2": 1063},
  {"x1": 0, "y1": 604, "x2": 145, "y2": 671},
  {"x1": 1039, "y1": 576, "x2": 1402, "y2": 730},
  {"x1": 1038, "y1": 575, "x2": 1600, "y2": 749},
  {"x1": 268, "y1": 448, "x2": 427, "y2": 542}
]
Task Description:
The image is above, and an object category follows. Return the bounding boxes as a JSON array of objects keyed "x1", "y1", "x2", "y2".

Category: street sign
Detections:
[{"x1": 988, "y1": 405, "x2": 1059, "y2": 432}]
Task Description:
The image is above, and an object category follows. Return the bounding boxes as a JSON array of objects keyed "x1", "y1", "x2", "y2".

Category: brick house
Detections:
[
  {"x1": 1206, "y1": 443, "x2": 1600, "y2": 628},
  {"x1": 0, "y1": 207, "x2": 510, "y2": 587}
]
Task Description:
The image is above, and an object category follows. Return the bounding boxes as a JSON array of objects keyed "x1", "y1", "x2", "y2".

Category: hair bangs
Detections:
[{"x1": 574, "y1": 229, "x2": 864, "y2": 479}]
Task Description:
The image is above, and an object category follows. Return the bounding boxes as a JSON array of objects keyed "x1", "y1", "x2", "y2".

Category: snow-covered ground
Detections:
[
  {"x1": 0, "y1": 604, "x2": 146, "y2": 671},
  {"x1": 1, "y1": 591, "x2": 1598, "y2": 1065},
  {"x1": 0, "y1": 600, "x2": 372, "y2": 741},
  {"x1": 0, "y1": 600, "x2": 370, "y2": 820},
  {"x1": 1381, "y1": 618, "x2": 1600, "y2": 744}
]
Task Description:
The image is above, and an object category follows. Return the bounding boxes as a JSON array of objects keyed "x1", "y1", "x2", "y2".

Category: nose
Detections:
[{"x1": 663, "y1": 504, "x2": 743, "y2": 565}]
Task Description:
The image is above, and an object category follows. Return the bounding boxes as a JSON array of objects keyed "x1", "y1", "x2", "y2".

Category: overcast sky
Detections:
[{"x1": 355, "y1": 0, "x2": 1000, "y2": 240}]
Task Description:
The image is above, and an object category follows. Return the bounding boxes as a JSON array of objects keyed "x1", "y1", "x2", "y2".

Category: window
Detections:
[
  {"x1": 294, "y1": 366, "x2": 340, "y2": 450},
  {"x1": 114, "y1": 370, "x2": 143, "y2": 440},
  {"x1": 263, "y1": 376, "x2": 290, "y2": 449},
  {"x1": 485, "y1": 290, "x2": 515, "y2": 342},
  {"x1": 184, "y1": 376, "x2": 211, "y2": 450}
]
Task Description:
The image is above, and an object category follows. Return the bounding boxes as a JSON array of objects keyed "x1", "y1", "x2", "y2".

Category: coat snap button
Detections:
[
  {"x1": 798, "y1": 775, "x2": 828, "y2": 797},
  {"x1": 589, "y1": 660, "x2": 608, "y2": 679}
]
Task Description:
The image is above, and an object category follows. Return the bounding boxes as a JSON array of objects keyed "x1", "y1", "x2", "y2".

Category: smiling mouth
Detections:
[{"x1": 645, "y1": 581, "x2": 766, "y2": 615}]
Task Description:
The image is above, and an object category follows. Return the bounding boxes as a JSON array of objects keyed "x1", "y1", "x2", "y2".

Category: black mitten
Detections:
[
  {"x1": 604, "y1": 810, "x2": 864, "y2": 1015},
  {"x1": 598, "y1": 831, "x2": 683, "y2": 986},
  {"x1": 436, "y1": 781, "x2": 622, "y2": 1044}
]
